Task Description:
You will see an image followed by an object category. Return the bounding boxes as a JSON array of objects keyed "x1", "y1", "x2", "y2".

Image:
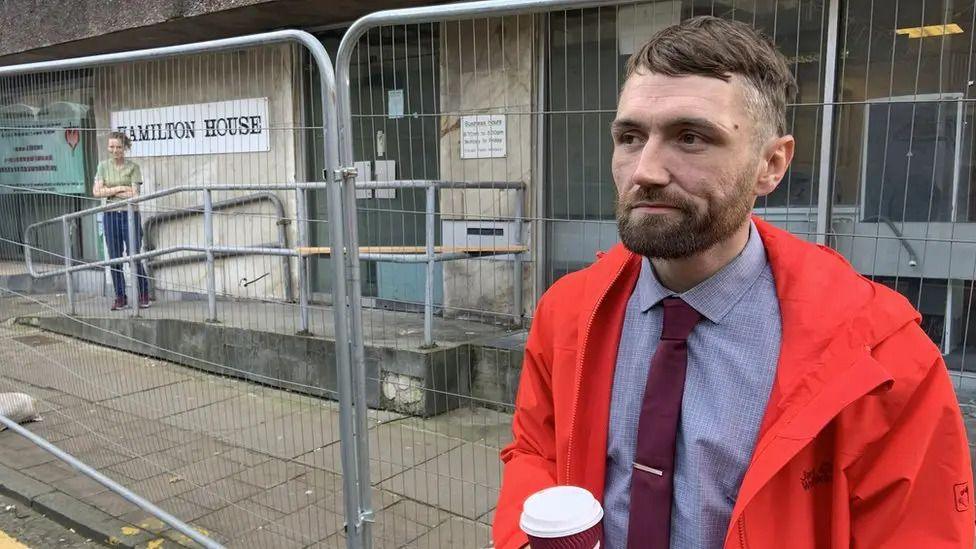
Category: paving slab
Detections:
[
  {"x1": 405, "y1": 516, "x2": 492, "y2": 549},
  {"x1": 194, "y1": 499, "x2": 283, "y2": 539},
  {"x1": 270, "y1": 503, "x2": 345, "y2": 545},
  {"x1": 379, "y1": 443, "x2": 501, "y2": 521},
  {"x1": 178, "y1": 477, "x2": 267, "y2": 511},
  {"x1": 296, "y1": 422, "x2": 464, "y2": 483},
  {"x1": 228, "y1": 459, "x2": 306, "y2": 490},
  {"x1": 247, "y1": 475, "x2": 330, "y2": 515},
  {"x1": 100, "y1": 379, "x2": 241, "y2": 420}
]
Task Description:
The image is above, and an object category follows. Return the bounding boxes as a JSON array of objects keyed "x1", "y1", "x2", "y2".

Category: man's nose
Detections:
[{"x1": 632, "y1": 140, "x2": 670, "y2": 188}]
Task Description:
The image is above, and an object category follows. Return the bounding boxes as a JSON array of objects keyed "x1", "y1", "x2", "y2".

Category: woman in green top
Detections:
[{"x1": 93, "y1": 131, "x2": 149, "y2": 310}]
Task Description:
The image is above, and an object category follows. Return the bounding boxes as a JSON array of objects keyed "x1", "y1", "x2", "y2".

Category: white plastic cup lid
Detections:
[{"x1": 519, "y1": 486, "x2": 604, "y2": 538}]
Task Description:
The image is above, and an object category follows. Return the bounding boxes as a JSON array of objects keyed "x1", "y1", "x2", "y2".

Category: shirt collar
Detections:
[{"x1": 635, "y1": 221, "x2": 769, "y2": 324}]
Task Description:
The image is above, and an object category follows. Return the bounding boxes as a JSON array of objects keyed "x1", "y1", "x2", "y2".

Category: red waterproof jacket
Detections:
[{"x1": 495, "y1": 217, "x2": 974, "y2": 549}]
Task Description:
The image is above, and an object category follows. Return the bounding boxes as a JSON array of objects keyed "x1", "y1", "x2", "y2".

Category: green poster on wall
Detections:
[{"x1": 0, "y1": 101, "x2": 87, "y2": 194}]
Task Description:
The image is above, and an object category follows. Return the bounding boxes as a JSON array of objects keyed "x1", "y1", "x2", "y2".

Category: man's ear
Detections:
[{"x1": 756, "y1": 134, "x2": 795, "y2": 197}]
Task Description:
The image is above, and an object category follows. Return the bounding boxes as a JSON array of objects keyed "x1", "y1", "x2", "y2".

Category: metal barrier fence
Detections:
[
  {"x1": 0, "y1": 29, "x2": 369, "y2": 548},
  {"x1": 332, "y1": 0, "x2": 976, "y2": 547},
  {"x1": 1, "y1": 0, "x2": 976, "y2": 548}
]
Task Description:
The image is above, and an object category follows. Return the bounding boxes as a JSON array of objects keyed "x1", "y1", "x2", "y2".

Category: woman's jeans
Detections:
[{"x1": 103, "y1": 210, "x2": 148, "y2": 299}]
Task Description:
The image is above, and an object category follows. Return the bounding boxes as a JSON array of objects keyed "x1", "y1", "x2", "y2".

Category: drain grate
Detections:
[{"x1": 11, "y1": 334, "x2": 59, "y2": 347}]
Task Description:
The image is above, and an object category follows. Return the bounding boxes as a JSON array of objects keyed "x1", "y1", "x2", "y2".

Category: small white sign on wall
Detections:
[
  {"x1": 111, "y1": 97, "x2": 270, "y2": 157},
  {"x1": 460, "y1": 115, "x2": 507, "y2": 159},
  {"x1": 388, "y1": 89, "x2": 404, "y2": 119}
]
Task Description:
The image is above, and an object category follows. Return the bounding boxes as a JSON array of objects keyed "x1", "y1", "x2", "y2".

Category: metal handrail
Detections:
[
  {"x1": 142, "y1": 191, "x2": 294, "y2": 301},
  {"x1": 22, "y1": 183, "x2": 331, "y2": 280}
]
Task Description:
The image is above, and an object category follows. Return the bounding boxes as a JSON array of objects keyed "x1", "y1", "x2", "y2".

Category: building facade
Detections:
[{"x1": 2, "y1": 0, "x2": 974, "y2": 367}]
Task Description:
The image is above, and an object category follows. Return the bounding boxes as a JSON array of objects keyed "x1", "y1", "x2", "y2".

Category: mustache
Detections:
[{"x1": 619, "y1": 188, "x2": 692, "y2": 211}]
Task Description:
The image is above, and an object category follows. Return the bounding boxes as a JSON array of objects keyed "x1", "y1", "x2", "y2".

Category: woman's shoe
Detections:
[
  {"x1": 139, "y1": 294, "x2": 151, "y2": 309},
  {"x1": 111, "y1": 296, "x2": 127, "y2": 310}
]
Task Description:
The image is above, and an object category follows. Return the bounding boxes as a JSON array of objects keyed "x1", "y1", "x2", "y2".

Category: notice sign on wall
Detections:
[
  {"x1": 111, "y1": 98, "x2": 270, "y2": 157},
  {"x1": 460, "y1": 115, "x2": 506, "y2": 159},
  {"x1": 0, "y1": 102, "x2": 87, "y2": 194}
]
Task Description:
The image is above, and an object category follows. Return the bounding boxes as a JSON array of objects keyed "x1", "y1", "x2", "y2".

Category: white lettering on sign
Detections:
[
  {"x1": 111, "y1": 98, "x2": 270, "y2": 157},
  {"x1": 460, "y1": 115, "x2": 507, "y2": 159}
]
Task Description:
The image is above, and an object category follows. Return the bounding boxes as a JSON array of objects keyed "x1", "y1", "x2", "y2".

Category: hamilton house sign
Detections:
[{"x1": 110, "y1": 97, "x2": 270, "y2": 157}]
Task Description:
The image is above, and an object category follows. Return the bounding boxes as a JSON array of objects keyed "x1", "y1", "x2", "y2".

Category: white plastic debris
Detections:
[{"x1": 0, "y1": 393, "x2": 40, "y2": 430}]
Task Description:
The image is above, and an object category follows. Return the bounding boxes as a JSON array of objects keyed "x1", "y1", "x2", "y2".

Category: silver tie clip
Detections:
[{"x1": 633, "y1": 462, "x2": 664, "y2": 476}]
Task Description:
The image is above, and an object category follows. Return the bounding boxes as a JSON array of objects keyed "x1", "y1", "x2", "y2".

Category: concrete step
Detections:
[{"x1": 17, "y1": 312, "x2": 527, "y2": 418}]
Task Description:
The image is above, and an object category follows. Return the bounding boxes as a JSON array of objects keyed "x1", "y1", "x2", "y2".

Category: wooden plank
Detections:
[{"x1": 296, "y1": 245, "x2": 528, "y2": 257}]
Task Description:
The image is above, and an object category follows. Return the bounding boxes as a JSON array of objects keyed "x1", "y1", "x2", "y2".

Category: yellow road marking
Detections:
[{"x1": 0, "y1": 528, "x2": 29, "y2": 549}]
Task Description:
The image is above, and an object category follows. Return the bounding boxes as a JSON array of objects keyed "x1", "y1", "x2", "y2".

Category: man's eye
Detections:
[
  {"x1": 679, "y1": 133, "x2": 703, "y2": 145},
  {"x1": 619, "y1": 133, "x2": 640, "y2": 145}
]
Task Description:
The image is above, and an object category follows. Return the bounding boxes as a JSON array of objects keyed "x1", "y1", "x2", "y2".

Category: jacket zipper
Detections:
[
  {"x1": 564, "y1": 257, "x2": 631, "y2": 483},
  {"x1": 737, "y1": 515, "x2": 748, "y2": 549}
]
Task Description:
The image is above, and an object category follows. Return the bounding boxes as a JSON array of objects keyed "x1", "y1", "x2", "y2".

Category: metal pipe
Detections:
[
  {"x1": 358, "y1": 252, "x2": 474, "y2": 263},
  {"x1": 354, "y1": 180, "x2": 524, "y2": 190},
  {"x1": 23, "y1": 183, "x2": 329, "y2": 281},
  {"x1": 337, "y1": 0, "x2": 619, "y2": 58},
  {"x1": 0, "y1": 414, "x2": 223, "y2": 549},
  {"x1": 142, "y1": 192, "x2": 293, "y2": 302},
  {"x1": 32, "y1": 245, "x2": 300, "y2": 279},
  {"x1": 860, "y1": 216, "x2": 921, "y2": 267},
  {"x1": 344, "y1": 180, "x2": 374, "y2": 549},
  {"x1": 146, "y1": 245, "x2": 282, "y2": 270},
  {"x1": 295, "y1": 184, "x2": 310, "y2": 334},
  {"x1": 0, "y1": 30, "x2": 329, "y2": 77},
  {"x1": 62, "y1": 218, "x2": 74, "y2": 315},
  {"x1": 534, "y1": 12, "x2": 549, "y2": 313},
  {"x1": 815, "y1": 0, "x2": 841, "y2": 245},
  {"x1": 203, "y1": 190, "x2": 217, "y2": 322},
  {"x1": 513, "y1": 187, "x2": 524, "y2": 326},
  {"x1": 126, "y1": 204, "x2": 139, "y2": 316},
  {"x1": 423, "y1": 185, "x2": 436, "y2": 348},
  {"x1": 307, "y1": 38, "x2": 367, "y2": 549}
]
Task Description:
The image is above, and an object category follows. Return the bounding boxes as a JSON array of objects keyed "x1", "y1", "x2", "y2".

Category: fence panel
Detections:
[
  {"x1": 334, "y1": 1, "x2": 976, "y2": 548},
  {"x1": 0, "y1": 31, "x2": 366, "y2": 548}
]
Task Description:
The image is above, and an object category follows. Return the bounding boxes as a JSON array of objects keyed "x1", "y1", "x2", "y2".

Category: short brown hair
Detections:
[
  {"x1": 625, "y1": 16, "x2": 797, "y2": 139},
  {"x1": 107, "y1": 131, "x2": 131, "y2": 149}
]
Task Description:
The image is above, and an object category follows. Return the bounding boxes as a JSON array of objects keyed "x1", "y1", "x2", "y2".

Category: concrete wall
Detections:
[
  {"x1": 91, "y1": 44, "x2": 301, "y2": 301},
  {"x1": 438, "y1": 15, "x2": 535, "y2": 319},
  {"x1": 0, "y1": 0, "x2": 275, "y2": 59}
]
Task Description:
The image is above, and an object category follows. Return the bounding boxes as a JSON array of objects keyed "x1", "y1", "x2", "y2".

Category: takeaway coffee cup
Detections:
[{"x1": 519, "y1": 485, "x2": 603, "y2": 549}]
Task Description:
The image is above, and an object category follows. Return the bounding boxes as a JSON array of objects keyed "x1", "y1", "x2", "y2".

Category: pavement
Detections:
[
  {"x1": 0, "y1": 492, "x2": 97, "y2": 549},
  {"x1": 0, "y1": 293, "x2": 510, "y2": 548},
  {"x1": 3, "y1": 287, "x2": 976, "y2": 548}
]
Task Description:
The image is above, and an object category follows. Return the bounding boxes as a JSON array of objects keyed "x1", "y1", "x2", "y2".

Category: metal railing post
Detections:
[
  {"x1": 126, "y1": 204, "x2": 139, "y2": 316},
  {"x1": 295, "y1": 184, "x2": 310, "y2": 335},
  {"x1": 513, "y1": 186, "x2": 524, "y2": 326},
  {"x1": 423, "y1": 184, "x2": 436, "y2": 348},
  {"x1": 62, "y1": 218, "x2": 75, "y2": 315},
  {"x1": 203, "y1": 189, "x2": 217, "y2": 322}
]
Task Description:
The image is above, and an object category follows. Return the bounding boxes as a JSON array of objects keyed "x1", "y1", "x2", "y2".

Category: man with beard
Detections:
[{"x1": 493, "y1": 16, "x2": 973, "y2": 549}]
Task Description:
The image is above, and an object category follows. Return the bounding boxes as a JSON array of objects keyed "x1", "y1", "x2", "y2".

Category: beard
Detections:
[{"x1": 616, "y1": 169, "x2": 755, "y2": 259}]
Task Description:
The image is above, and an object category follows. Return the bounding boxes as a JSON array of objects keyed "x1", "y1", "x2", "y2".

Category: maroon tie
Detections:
[{"x1": 626, "y1": 297, "x2": 702, "y2": 549}]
